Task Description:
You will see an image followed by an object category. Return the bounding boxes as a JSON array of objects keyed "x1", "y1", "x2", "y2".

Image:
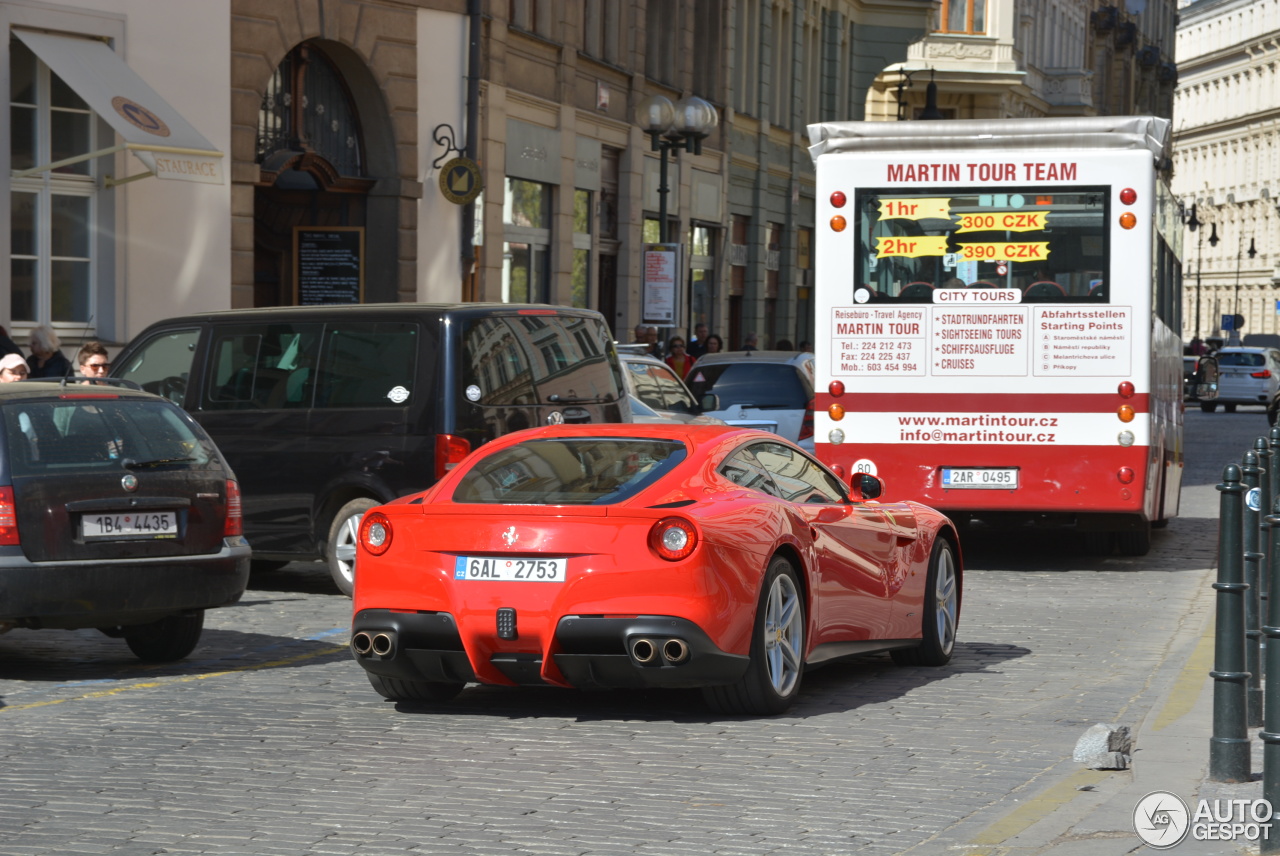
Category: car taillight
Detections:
[
  {"x1": 649, "y1": 517, "x2": 698, "y2": 561},
  {"x1": 435, "y1": 434, "x2": 471, "y2": 480},
  {"x1": 1252, "y1": 370, "x2": 1272, "y2": 379},
  {"x1": 799, "y1": 398, "x2": 815, "y2": 441},
  {"x1": 360, "y1": 512, "x2": 393, "y2": 555},
  {"x1": 224, "y1": 479, "x2": 243, "y2": 537},
  {"x1": 0, "y1": 486, "x2": 17, "y2": 546}
]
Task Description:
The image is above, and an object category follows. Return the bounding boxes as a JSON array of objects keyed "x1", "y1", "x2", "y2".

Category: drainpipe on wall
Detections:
[{"x1": 461, "y1": 0, "x2": 482, "y2": 301}]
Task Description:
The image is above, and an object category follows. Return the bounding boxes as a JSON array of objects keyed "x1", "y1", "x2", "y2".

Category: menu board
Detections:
[{"x1": 294, "y1": 227, "x2": 364, "y2": 305}]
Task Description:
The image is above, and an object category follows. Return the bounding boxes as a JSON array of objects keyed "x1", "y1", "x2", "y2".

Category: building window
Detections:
[
  {"x1": 769, "y1": 3, "x2": 791, "y2": 127},
  {"x1": 9, "y1": 37, "x2": 97, "y2": 326},
  {"x1": 583, "y1": 0, "x2": 619, "y2": 64},
  {"x1": 257, "y1": 44, "x2": 364, "y2": 177},
  {"x1": 689, "y1": 224, "x2": 718, "y2": 334},
  {"x1": 939, "y1": 0, "x2": 986, "y2": 34},
  {"x1": 572, "y1": 189, "x2": 592, "y2": 309},
  {"x1": 734, "y1": 1, "x2": 760, "y2": 115},
  {"x1": 503, "y1": 178, "x2": 552, "y2": 303},
  {"x1": 646, "y1": 0, "x2": 678, "y2": 85},
  {"x1": 693, "y1": 0, "x2": 721, "y2": 96}
]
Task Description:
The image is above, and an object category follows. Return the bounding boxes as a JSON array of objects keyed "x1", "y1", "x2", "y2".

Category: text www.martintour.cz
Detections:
[{"x1": 896, "y1": 415, "x2": 1060, "y2": 444}]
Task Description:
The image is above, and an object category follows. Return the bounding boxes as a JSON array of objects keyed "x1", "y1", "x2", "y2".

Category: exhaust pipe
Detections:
[
  {"x1": 661, "y1": 638, "x2": 690, "y2": 664},
  {"x1": 351, "y1": 631, "x2": 373, "y2": 656},
  {"x1": 371, "y1": 632, "x2": 394, "y2": 657},
  {"x1": 630, "y1": 637, "x2": 658, "y2": 664}
]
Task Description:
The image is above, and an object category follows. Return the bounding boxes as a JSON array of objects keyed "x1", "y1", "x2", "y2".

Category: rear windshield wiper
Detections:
[
  {"x1": 547, "y1": 394, "x2": 604, "y2": 403},
  {"x1": 122, "y1": 457, "x2": 197, "y2": 469}
]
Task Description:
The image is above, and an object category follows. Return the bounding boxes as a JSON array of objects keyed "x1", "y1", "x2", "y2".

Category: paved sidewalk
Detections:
[{"x1": 911, "y1": 477, "x2": 1270, "y2": 855}]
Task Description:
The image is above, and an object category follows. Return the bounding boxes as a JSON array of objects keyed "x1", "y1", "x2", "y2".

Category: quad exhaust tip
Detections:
[
  {"x1": 351, "y1": 630, "x2": 395, "y2": 657},
  {"x1": 630, "y1": 636, "x2": 690, "y2": 666}
]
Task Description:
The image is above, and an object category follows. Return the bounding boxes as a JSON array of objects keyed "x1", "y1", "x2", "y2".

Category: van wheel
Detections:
[
  {"x1": 124, "y1": 611, "x2": 204, "y2": 662},
  {"x1": 327, "y1": 498, "x2": 378, "y2": 597},
  {"x1": 1201, "y1": 402, "x2": 1217, "y2": 412}
]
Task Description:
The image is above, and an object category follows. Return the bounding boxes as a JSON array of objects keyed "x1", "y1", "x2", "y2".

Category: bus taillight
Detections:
[
  {"x1": 830, "y1": 191, "x2": 847, "y2": 208},
  {"x1": 830, "y1": 215, "x2": 847, "y2": 232},
  {"x1": 1118, "y1": 405, "x2": 1135, "y2": 423},
  {"x1": 1120, "y1": 187, "x2": 1137, "y2": 205},
  {"x1": 1119, "y1": 212, "x2": 1137, "y2": 229},
  {"x1": 829, "y1": 380, "x2": 845, "y2": 397},
  {"x1": 1118, "y1": 468, "x2": 1136, "y2": 484},
  {"x1": 828, "y1": 403, "x2": 846, "y2": 420},
  {"x1": 1118, "y1": 381, "x2": 1134, "y2": 397}
]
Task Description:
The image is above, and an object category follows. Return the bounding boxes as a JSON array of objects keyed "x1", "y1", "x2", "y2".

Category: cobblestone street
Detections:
[{"x1": 0, "y1": 409, "x2": 1249, "y2": 855}]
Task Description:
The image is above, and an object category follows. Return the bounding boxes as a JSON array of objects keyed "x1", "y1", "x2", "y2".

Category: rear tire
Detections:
[
  {"x1": 327, "y1": 498, "x2": 378, "y2": 596},
  {"x1": 1201, "y1": 402, "x2": 1217, "y2": 412},
  {"x1": 1225, "y1": 403, "x2": 1238, "y2": 413},
  {"x1": 892, "y1": 538, "x2": 960, "y2": 667},
  {"x1": 1116, "y1": 521, "x2": 1152, "y2": 556},
  {"x1": 124, "y1": 610, "x2": 204, "y2": 662},
  {"x1": 702, "y1": 557, "x2": 805, "y2": 716},
  {"x1": 367, "y1": 673, "x2": 464, "y2": 702}
]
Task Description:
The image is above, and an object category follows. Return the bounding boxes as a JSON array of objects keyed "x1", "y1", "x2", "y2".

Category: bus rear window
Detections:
[{"x1": 855, "y1": 187, "x2": 1109, "y2": 303}]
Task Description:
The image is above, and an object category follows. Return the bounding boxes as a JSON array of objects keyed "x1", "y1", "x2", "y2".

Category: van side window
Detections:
[
  {"x1": 206, "y1": 324, "x2": 323, "y2": 410},
  {"x1": 114, "y1": 328, "x2": 200, "y2": 405},
  {"x1": 461, "y1": 315, "x2": 622, "y2": 405},
  {"x1": 315, "y1": 322, "x2": 418, "y2": 408}
]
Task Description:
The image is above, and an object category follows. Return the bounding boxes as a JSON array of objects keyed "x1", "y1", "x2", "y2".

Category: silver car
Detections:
[
  {"x1": 1201, "y1": 347, "x2": 1280, "y2": 412},
  {"x1": 618, "y1": 354, "x2": 725, "y2": 425},
  {"x1": 684, "y1": 350, "x2": 815, "y2": 448}
]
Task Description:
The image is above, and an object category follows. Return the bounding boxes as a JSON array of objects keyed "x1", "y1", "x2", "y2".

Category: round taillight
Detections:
[
  {"x1": 1118, "y1": 404, "x2": 1135, "y2": 423},
  {"x1": 1118, "y1": 431, "x2": 1135, "y2": 447},
  {"x1": 829, "y1": 380, "x2": 845, "y2": 397},
  {"x1": 360, "y1": 512, "x2": 393, "y2": 556},
  {"x1": 1118, "y1": 467, "x2": 1135, "y2": 484},
  {"x1": 828, "y1": 403, "x2": 846, "y2": 420},
  {"x1": 649, "y1": 517, "x2": 698, "y2": 561},
  {"x1": 1119, "y1": 187, "x2": 1137, "y2": 205},
  {"x1": 831, "y1": 464, "x2": 846, "y2": 479},
  {"x1": 830, "y1": 215, "x2": 847, "y2": 232},
  {"x1": 1118, "y1": 381, "x2": 1134, "y2": 398},
  {"x1": 830, "y1": 191, "x2": 847, "y2": 208},
  {"x1": 1119, "y1": 212, "x2": 1137, "y2": 230}
]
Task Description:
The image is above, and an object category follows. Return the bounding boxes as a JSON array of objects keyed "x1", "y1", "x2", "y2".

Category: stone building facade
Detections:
[
  {"x1": 1172, "y1": 0, "x2": 1280, "y2": 343},
  {"x1": 3, "y1": 0, "x2": 933, "y2": 354}
]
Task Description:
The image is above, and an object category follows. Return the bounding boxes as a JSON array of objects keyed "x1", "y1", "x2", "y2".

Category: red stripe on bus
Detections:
[{"x1": 817, "y1": 392, "x2": 1150, "y2": 412}]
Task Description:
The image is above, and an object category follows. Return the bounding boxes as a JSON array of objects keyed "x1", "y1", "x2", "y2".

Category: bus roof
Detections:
[{"x1": 807, "y1": 115, "x2": 1170, "y2": 162}]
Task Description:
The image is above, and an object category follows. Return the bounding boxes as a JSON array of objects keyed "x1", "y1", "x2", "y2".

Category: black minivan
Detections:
[{"x1": 112, "y1": 304, "x2": 628, "y2": 594}]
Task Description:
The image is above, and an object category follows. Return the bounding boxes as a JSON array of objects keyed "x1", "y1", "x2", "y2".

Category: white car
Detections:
[
  {"x1": 1201, "y1": 347, "x2": 1280, "y2": 412},
  {"x1": 684, "y1": 351, "x2": 815, "y2": 448},
  {"x1": 618, "y1": 354, "x2": 725, "y2": 425}
]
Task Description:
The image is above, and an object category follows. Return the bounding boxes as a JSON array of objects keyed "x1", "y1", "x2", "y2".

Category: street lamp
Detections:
[
  {"x1": 1233, "y1": 232, "x2": 1259, "y2": 345},
  {"x1": 1187, "y1": 204, "x2": 1202, "y2": 338},
  {"x1": 635, "y1": 94, "x2": 719, "y2": 243}
]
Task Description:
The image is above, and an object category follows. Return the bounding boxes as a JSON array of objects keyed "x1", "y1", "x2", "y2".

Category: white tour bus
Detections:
[{"x1": 807, "y1": 116, "x2": 1183, "y2": 555}]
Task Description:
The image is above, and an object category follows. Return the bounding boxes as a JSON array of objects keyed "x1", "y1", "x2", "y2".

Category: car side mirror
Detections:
[
  {"x1": 699, "y1": 393, "x2": 720, "y2": 413},
  {"x1": 849, "y1": 473, "x2": 882, "y2": 501}
]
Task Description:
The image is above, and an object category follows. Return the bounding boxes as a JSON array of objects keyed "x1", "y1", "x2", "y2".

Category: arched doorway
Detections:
[{"x1": 254, "y1": 42, "x2": 380, "y2": 307}]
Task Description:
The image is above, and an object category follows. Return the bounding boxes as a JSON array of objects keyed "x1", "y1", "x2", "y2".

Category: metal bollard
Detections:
[
  {"x1": 1264, "y1": 497, "x2": 1280, "y2": 852},
  {"x1": 1260, "y1": 439, "x2": 1274, "y2": 685},
  {"x1": 1245, "y1": 450, "x2": 1266, "y2": 726},
  {"x1": 1211, "y1": 463, "x2": 1251, "y2": 782}
]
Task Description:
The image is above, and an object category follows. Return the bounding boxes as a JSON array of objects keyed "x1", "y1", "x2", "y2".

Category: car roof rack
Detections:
[{"x1": 56, "y1": 375, "x2": 143, "y2": 392}]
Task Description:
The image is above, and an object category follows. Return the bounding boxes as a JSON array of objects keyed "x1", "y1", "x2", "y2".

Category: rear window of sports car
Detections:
[{"x1": 452, "y1": 438, "x2": 686, "y2": 505}]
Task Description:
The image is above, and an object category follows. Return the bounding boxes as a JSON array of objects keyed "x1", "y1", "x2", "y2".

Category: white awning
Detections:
[{"x1": 12, "y1": 29, "x2": 224, "y2": 186}]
